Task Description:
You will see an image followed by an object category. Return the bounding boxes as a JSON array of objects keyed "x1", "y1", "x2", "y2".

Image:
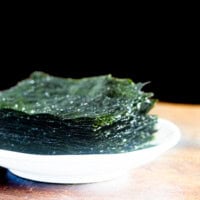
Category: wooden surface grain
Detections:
[{"x1": 0, "y1": 102, "x2": 199, "y2": 200}]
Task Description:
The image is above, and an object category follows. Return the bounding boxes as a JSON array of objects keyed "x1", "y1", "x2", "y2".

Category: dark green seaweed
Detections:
[{"x1": 0, "y1": 72, "x2": 157, "y2": 154}]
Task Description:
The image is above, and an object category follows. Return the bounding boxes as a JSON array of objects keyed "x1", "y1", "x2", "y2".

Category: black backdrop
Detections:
[
  {"x1": 0, "y1": 7, "x2": 199, "y2": 104},
  {"x1": 0, "y1": 57, "x2": 199, "y2": 104}
]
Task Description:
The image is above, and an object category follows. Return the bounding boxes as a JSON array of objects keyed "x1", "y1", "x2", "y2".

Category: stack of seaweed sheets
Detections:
[{"x1": 0, "y1": 72, "x2": 157, "y2": 155}]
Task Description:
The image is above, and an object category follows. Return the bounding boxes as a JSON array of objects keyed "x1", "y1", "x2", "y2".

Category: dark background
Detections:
[
  {"x1": 0, "y1": 3, "x2": 199, "y2": 104},
  {"x1": 0, "y1": 56, "x2": 199, "y2": 104}
]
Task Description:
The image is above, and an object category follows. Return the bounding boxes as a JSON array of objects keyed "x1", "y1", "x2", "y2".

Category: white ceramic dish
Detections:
[{"x1": 0, "y1": 118, "x2": 180, "y2": 184}]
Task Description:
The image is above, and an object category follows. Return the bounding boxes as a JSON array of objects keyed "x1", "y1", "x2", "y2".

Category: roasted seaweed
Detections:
[{"x1": 0, "y1": 72, "x2": 157, "y2": 154}]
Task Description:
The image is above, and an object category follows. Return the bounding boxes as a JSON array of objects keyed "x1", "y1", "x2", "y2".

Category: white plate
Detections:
[{"x1": 0, "y1": 118, "x2": 180, "y2": 184}]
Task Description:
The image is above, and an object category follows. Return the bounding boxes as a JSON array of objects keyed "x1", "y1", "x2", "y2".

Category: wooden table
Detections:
[{"x1": 0, "y1": 102, "x2": 199, "y2": 200}]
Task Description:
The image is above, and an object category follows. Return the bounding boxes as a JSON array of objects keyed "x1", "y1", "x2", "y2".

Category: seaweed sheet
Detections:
[{"x1": 0, "y1": 72, "x2": 157, "y2": 154}]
